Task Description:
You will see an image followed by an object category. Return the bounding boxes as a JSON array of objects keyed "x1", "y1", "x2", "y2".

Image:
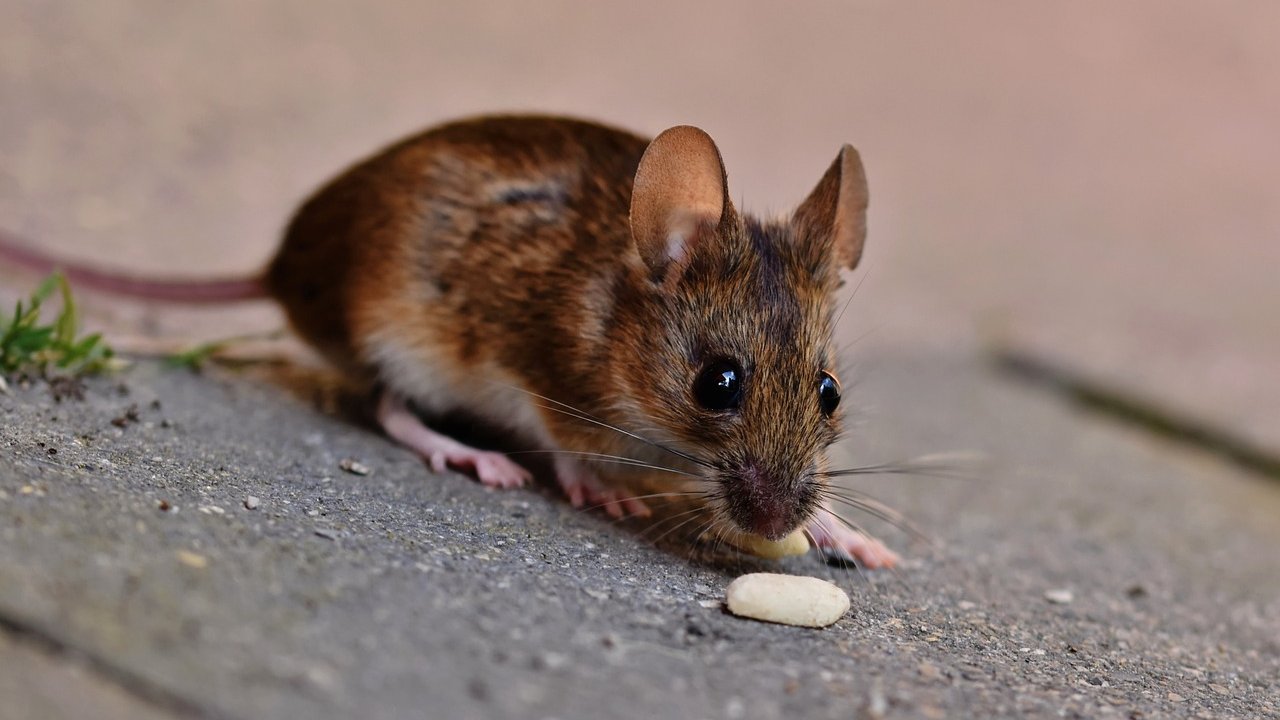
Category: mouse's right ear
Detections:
[{"x1": 630, "y1": 126, "x2": 729, "y2": 281}]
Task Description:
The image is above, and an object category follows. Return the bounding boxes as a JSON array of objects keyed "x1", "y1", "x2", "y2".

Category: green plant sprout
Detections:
[
  {"x1": 0, "y1": 272, "x2": 116, "y2": 377},
  {"x1": 165, "y1": 329, "x2": 288, "y2": 371},
  {"x1": 166, "y1": 337, "x2": 234, "y2": 370}
]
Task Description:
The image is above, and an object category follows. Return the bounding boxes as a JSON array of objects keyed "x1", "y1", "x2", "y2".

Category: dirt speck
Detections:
[
  {"x1": 48, "y1": 376, "x2": 86, "y2": 402},
  {"x1": 111, "y1": 404, "x2": 141, "y2": 428}
]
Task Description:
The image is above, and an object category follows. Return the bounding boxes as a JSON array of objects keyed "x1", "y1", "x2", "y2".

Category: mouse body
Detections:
[{"x1": 265, "y1": 114, "x2": 895, "y2": 567}]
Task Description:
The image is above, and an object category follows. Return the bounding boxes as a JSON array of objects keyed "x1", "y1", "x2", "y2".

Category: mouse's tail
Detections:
[{"x1": 0, "y1": 230, "x2": 269, "y2": 304}]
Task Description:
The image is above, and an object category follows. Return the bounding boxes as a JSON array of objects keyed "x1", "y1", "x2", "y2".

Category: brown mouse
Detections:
[{"x1": 2, "y1": 114, "x2": 897, "y2": 568}]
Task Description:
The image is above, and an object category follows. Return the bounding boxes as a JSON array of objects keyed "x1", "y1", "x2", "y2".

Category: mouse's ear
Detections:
[
  {"x1": 630, "y1": 126, "x2": 729, "y2": 280},
  {"x1": 793, "y1": 144, "x2": 868, "y2": 271}
]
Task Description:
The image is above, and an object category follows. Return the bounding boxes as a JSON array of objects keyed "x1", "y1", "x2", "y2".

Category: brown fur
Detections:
[{"x1": 267, "y1": 114, "x2": 867, "y2": 540}]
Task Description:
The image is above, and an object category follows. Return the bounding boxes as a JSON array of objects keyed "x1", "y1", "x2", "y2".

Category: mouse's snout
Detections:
[{"x1": 722, "y1": 460, "x2": 811, "y2": 541}]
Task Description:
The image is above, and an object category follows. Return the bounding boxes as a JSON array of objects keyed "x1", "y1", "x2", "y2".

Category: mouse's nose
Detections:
[
  {"x1": 744, "y1": 509, "x2": 797, "y2": 541},
  {"x1": 728, "y1": 462, "x2": 804, "y2": 540}
]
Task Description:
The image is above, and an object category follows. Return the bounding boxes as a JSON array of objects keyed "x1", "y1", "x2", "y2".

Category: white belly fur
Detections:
[{"x1": 363, "y1": 330, "x2": 555, "y2": 449}]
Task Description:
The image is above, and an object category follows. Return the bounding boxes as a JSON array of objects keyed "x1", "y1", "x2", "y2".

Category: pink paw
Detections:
[
  {"x1": 554, "y1": 456, "x2": 651, "y2": 519},
  {"x1": 806, "y1": 515, "x2": 899, "y2": 569},
  {"x1": 376, "y1": 391, "x2": 530, "y2": 490},
  {"x1": 427, "y1": 449, "x2": 531, "y2": 489}
]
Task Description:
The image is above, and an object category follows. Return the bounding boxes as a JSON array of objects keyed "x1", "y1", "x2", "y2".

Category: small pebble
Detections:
[
  {"x1": 725, "y1": 572, "x2": 850, "y2": 628},
  {"x1": 244, "y1": 496, "x2": 260, "y2": 510},
  {"x1": 864, "y1": 683, "x2": 889, "y2": 719},
  {"x1": 339, "y1": 458, "x2": 371, "y2": 476},
  {"x1": 176, "y1": 550, "x2": 208, "y2": 568},
  {"x1": 1044, "y1": 588, "x2": 1074, "y2": 604}
]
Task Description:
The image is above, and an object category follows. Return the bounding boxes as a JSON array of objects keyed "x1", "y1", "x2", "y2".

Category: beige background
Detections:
[{"x1": 2, "y1": 1, "x2": 1277, "y2": 449}]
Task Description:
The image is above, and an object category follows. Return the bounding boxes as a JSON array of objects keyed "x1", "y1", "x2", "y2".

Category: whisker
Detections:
[
  {"x1": 638, "y1": 491, "x2": 719, "y2": 536},
  {"x1": 818, "y1": 507, "x2": 904, "y2": 584},
  {"x1": 711, "y1": 520, "x2": 738, "y2": 561},
  {"x1": 580, "y1": 489, "x2": 709, "y2": 516},
  {"x1": 837, "y1": 321, "x2": 886, "y2": 358},
  {"x1": 614, "y1": 490, "x2": 708, "y2": 504},
  {"x1": 515, "y1": 391, "x2": 716, "y2": 469},
  {"x1": 800, "y1": 523, "x2": 846, "y2": 588},
  {"x1": 822, "y1": 452, "x2": 984, "y2": 481},
  {"x1": 504, "y1": 449, "x2": 700, "y2": 478},
  {"x1": 648, "y1": 508, "x2": 713, "y2": 548},
  {"x1": 632, "y1": 503, "x2": 707, "y2": 534},
  {"x1": 696, "y1": 515, "x2": 735, "y2": 561},
  {"x1": 833, "y1": 264, "x2": 872, "y2": 330},
  {"x1": 809, "y1": 511, "x2": 870, "y2": 584},
  {"x1": 817, "y1": 488, "x2": 932, "y2": 543}
]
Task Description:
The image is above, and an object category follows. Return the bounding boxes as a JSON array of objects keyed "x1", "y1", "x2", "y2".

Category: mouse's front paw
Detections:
[
  {"x1": 553, "y1": 456, "x2": 652, "y2": 519},
  {"x1": 804, "y1": 514, "x2": 899, "y2": 569},
  {"x1": 427, "y1": 449, "x2": 531, "y2": 489},
  {"x1": 377, "y1": 390, "x2": 530, "y2": 489}
]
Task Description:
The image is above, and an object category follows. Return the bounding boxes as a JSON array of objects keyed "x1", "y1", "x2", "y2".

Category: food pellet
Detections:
[
  {"x1": 725, "y1": 572, "x2": 850, "y2": 628},
  {"x1": 726, "y1": 528, "x2": 810, "y2": 559}
]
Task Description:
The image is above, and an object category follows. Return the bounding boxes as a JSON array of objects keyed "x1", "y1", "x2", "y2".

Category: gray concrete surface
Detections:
[
  {"x1": 2, "y1": 356, "x2": 1277, "y2": 719},
  {"x1": 0, "y1": 629, "x2": 175, "y2": 720}
]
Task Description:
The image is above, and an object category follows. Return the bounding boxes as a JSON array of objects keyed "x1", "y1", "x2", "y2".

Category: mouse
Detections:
[{"x1": 1, "y1": 114, "x2": 898, "y2": 568}]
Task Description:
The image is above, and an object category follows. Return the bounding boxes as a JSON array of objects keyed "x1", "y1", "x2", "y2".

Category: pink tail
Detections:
[{"x1": 0, "y1": 231, "x2": 267, "y2": 304}]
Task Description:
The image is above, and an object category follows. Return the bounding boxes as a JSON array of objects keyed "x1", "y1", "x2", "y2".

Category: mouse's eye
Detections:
[
  {"x1": 818, "y1": 372, "x2": 841, "y2": 416},
  {"x1": 693, "y1": 360, "x2": 743, "y2": 411}
]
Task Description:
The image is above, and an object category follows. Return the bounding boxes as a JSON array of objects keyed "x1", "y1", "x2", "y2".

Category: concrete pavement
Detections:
[{"x1": 2, "y1": 355, "x2": 1276, "y2": 719}]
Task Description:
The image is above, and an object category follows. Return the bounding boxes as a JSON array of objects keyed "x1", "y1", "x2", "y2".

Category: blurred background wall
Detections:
[{"x1": 2, "y1": 1, "x2": 1277, "y2": 450}]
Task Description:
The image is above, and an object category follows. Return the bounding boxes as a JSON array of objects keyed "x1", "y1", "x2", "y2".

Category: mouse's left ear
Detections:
[
  {"x1": 793, "y1": 144, "x2": 869, "y2": 272},
  {"x1": 630, "y1": 125, "x2": 731, "y2": 281}
]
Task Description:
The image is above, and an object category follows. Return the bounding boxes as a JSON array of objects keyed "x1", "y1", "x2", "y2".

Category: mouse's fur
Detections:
[{"x1": 267, "y1": 115, "x2": 891, "y2": 563}]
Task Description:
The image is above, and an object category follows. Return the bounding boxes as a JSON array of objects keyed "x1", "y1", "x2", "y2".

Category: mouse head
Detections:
[{"x1": 616, "y1": 125, "x2": 868, "y2": 540}]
